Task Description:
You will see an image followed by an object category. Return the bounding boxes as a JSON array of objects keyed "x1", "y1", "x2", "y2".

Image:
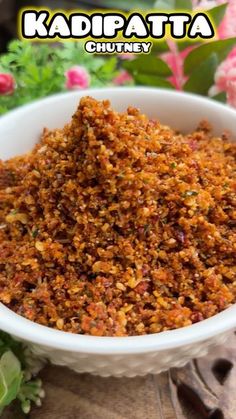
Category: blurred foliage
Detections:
[
  {"x1": 0, "y1": 42, "x2": 118, "y2": 114},
  {"x1": 0, "y1": 2, "x2": 234, "y2": 114},
  {"x1": 0, "y1": 332, "x2": 44, "y2": 415}
]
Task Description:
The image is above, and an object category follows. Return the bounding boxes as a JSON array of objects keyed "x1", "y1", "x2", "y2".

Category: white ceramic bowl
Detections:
[{"x1": 0, "y1": 87, "x2": 236, "y2": 377}]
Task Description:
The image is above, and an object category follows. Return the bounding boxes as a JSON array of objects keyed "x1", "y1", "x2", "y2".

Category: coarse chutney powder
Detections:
[{"x1": 0, "y1": 97, "x2": 235, "y2": 336}]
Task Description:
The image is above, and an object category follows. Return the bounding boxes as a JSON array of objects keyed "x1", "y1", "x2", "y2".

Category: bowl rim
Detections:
[
  {"x1": 1, "y1": 86, "x2": 236, "y2": 124},
  {"x1": 0, "y1": 303, "x2": 236, "y2": 354},
  {"x1": 0, "y1": 86, "x2": 236, "y2": 355}
]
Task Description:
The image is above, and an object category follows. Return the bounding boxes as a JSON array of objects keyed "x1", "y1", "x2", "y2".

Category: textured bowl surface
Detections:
[{"x1": 0, "y1": 87, "x2": 236, "y2": 377}]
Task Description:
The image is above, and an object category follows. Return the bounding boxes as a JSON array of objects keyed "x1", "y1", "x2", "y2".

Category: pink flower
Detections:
[
  {"x1": 211, "y1": 54, "x2": 236, "y2": 107},
  {"x1": 0, "y1": 73, "x2": 15, "y2": 95},
  {"x1": 227, "y1": 81, "x2": 236, "y2": 107},
  {"x1": 162, "y1": 42, "x2": 192, "y2": 90},
  {"x1": 214, "y1": 56, "x2": 236, "y2": 92},
  {"x1": 228, "y1": 47, "x2": 236, "y2": 59},
  {"x1": 65, "y1": 66, "x2": 90, "y2": 90},
  {"x1": 163, "y1": 0, "x2": 236, "y2": 93},
  {"x1": 218, "y1": 0, "x2": 236, "y2": 39},
  {"x1": 113, "y1": 70, "x2": 133, "y2": 86}
]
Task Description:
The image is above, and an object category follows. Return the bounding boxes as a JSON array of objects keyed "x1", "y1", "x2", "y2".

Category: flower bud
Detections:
[
  {"x1": 0, "y1": 73, "x2": 15, "y2": 95},
  {"x1": 65, "y1": 66, "x2": 90, "y2": 90}
]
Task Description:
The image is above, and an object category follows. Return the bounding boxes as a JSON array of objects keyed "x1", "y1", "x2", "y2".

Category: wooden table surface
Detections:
[{"x1": 4, "y1": 332, "x2": 236, "y2": 419}]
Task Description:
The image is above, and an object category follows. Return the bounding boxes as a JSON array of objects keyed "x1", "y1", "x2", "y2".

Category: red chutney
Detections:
[{"x1": 0, "y1": 97, "x2": 235, "y2": 336}]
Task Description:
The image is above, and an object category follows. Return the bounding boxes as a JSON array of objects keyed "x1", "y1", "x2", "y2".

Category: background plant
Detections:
[
  {"x1": 0, "y1": 332, "x2": 45, "y2": 415},
  {"x1": 0, "y1": 42, "x2": 118, "y2": 115},
  {"x1": 0, "y1": 1, "x2": 236, "y2": 114},
  {"x1": 122, "y1": 0, "x2": 235, "y2": 104}
]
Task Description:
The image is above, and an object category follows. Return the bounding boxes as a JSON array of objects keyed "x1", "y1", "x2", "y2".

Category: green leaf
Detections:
[
  {"x1": 0, "y1": 332, "x2": 25, "y2": 366},
  {"x1": 184, "y1": 38, "x2": 236, "y2": 74},
  {"x1": 92, "y1": 57, "x2": 118, "y2": 85},
  {"x1": 212, "y1": 91, "x2": 227, "y2": 103},
  {"x1": 183, "y1": 53, "x2": 218, "y2": 95},
  {"x1": 151, "y1": 40, "x2": 170, "y2": 53},
  {"x1": 134, "y1": 73, "x2": 174, "y2": 88},
  {"x1": 175, "y1": 0, "x2": 192, "y2": 9},
  {"x1": 0, "y1": 351, "x2": 23, "y2": 409},
  {"x1": 207, "y1": 3, "x2": 228, "y2": 28},
  {"x1": 123, "y1": 55, "x2": 172, "y2": 77},
  {"x1": 99, "y1": 57, "x2": 117, "y2": 74},
  {"x1": 177, "y1": 39, "x2": 199, "y2": 51},
  {"x1": 154, "y1": 0, "x2": 192, "y2": 9}
]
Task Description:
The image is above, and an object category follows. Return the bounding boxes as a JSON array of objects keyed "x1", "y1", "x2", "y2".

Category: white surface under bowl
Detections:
[{"x1": 0, "y1": 87, "x2": 236, "y2": 377}]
